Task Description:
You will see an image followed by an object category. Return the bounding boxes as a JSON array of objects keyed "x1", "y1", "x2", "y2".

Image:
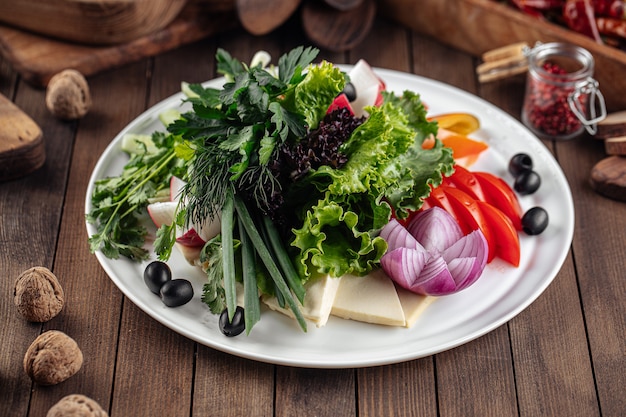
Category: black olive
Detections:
[
  {"x1": 144, "y1": 261, "x2": 171, "y2": 294},
  {"x1": 159, "y1": 279, "x2": 194, "y2": 307},
  {"x1": 521, "y1": 207, "x2": 549, "y2": 235},
  {"x1": 514, "y1": 170, "x2": 541, "y2": 195},
  {"x1": 219, "y1": 306, "x2": 245, "y2": 337},
  {"x1": 509, "y1": 153, "x2": 534, "y2": 177},
  {"x1": 342, "y1": 82, "x2": 357, "y2": 102}
]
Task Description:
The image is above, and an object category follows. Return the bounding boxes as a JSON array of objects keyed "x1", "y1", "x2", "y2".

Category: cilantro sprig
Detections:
[{"x1": 87, "y1": 131, "x2": 185, "y2": 260}]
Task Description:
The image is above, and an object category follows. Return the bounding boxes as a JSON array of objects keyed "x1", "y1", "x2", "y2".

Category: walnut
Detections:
[
  {"x1": 23, "y1": 330, "x2": 83, "y2": 385},
  {"x1": 45, "y1": 69, "x2": 91, "y2": 120},
  {"x1": 14, "y1": 266, "x2": 64, "y2": 322},
  {"x1": 47, "y1": 394, "x2": 108, "y2": 417}
]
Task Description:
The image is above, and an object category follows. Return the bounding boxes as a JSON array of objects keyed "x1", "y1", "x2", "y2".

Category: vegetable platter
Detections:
[{"x1": 85, "y1": 50, "x2": 574, "y2": 368}]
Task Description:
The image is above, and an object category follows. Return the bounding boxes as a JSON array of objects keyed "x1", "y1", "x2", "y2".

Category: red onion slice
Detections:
[
  {"x1": 380, "y1": 218, "x2": 424, "y2": 251},
  {"x1": 409, "y1": 254, "x2": 457, "y2": 296},
  {"x1": 442, "y1": 229, "x2": 488, "y2": 270},
  {"x1": 406, "y1": 206, "x2": 463, "y2": 252},
  {"x1": 380, "y1": 247, "x2": 429, "y2": 290},
  {"x1": 380, "y1": 208, "x2": 489, "y2": 296}
]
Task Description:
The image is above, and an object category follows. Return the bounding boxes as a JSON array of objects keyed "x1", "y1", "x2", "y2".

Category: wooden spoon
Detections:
[
  {"x1": 302, "y1": 0, "x2": 376, "y2": 52},
  {"x1": 0, "y1": 93, "x2": 45, "y2": 181},
  {"x1": 236, "y1": 0, "x2": 302, "y2": 35}
]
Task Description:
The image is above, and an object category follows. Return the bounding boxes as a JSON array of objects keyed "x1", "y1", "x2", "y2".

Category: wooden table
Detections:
[{"x1": 1, "y1": 17, "x2": 624, "y2": 417}]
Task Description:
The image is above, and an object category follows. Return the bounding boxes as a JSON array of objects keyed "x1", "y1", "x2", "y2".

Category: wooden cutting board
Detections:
[
  {"x1": 0, "y1": 93, "x2": 45, "y2": 181},
  {"x1": 0, "y1": 3, "x2": 238, "y2": 88},
  {"x1": 0, "y1": 0, "x2": 188, "y2": 45}
]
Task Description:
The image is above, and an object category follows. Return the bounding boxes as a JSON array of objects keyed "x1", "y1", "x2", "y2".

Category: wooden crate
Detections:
[{"x1": 380, "y1": 0, "x2": 626, "y2": 111}]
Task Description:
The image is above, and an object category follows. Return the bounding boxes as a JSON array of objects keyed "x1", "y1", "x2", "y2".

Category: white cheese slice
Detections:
[
  {"x1": 395, "y1": 287, "x2": 436, "y2": 328},
  {"x1": 331, "y1": 269, "x2": 406, "y2": 327},
  {"x1": 262, "y1": 274, "x2": 342, "y2": 327}
]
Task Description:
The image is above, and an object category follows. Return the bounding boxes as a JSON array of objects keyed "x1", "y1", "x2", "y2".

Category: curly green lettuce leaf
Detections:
[
  {"x1": 291, "y1": 192, "x2": 389, "y2": 279},
  {"x1": 284, "y1": 61, "x2": 345, "y2": 130},
  {"x1": 379, "y1": 91, "x2": 453, "y2": 216},
  {"x1": 308, "y1": 102, "x2": 411, "y2": 196},
  {"x1": 306, "y1": 92, "x2": 453, "y2": 216}
]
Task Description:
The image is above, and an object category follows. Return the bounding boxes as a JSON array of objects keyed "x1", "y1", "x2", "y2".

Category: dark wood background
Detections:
[{"x1": 1, "y1": 14, "x2": 624, "y2": 417}]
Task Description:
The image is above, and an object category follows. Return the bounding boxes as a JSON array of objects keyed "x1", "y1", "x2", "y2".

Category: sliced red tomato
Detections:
[
  {"x1": 420, "y1": 197, "x2": 434, "y2": 211},
  {"x1": 476, "y1": 201, "x2": 520, "y2": 267},
  {"x1": 424, "y1": 186, "x2": 472, "y2": 234},
  {"x1": 473, "y1": 172, "x2": 523, "y2": 230},
  {"x1": 443, "y1": 165, "x2": 486, "y2": 201},
  {"x1": 441, "y1": 186, "x2": 496, "y2": 263}
]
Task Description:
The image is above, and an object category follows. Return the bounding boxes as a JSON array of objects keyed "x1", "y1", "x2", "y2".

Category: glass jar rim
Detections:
[{"x1": 527, "y1": 42, "x2": 594, "y2": 83}]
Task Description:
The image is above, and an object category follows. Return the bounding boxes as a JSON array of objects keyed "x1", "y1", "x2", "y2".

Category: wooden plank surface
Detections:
[
  {"x1": 557, "y1": 130, "x2": 626, "y2": 416},
  {"x1": 0, "y1": 13, "x2": 623, "y2": 417}
]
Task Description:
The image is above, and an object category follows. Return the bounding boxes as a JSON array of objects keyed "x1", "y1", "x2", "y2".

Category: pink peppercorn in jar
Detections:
[{"x1": 521, "y1": 42, "x2": 606, "y2": 140}]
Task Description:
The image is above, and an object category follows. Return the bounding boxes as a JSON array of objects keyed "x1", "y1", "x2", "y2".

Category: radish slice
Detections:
[
  {"x1": 170, "y1": 176, "x2": 186, "y2": 202},
  {"x1": 196, "y1": 214, "x2": 221, "y2": 242},
  {"x1": 348, "y1": 60, "x2": 385, "y2": 117},
  {"x1": 147, "y1": 201, "x2": 177, "y2": 227},
  {"x1": 380, "y1": 207, "x2": 488, "y2": 296},
  {"x1": 164, "y1": 175, "x2": 223, "y2": 245},
  {"x1": 176, "y1": 228, "x2": 206, "y2": 247}
]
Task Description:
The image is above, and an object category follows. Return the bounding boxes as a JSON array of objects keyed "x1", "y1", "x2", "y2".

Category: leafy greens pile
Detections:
[{"x1": 87, "y1": 46, "x2": 454, "y2": 334}]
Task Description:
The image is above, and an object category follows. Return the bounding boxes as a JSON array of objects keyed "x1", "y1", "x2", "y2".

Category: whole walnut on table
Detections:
[
  {"x1": 47, "y1": 394, "x2": 108, "y2": 417},
  {"x1": 23, "y1": 330, "x2": 83, "y2": 385},
  {"x1": 13, "y1": 266, "x2": 64, "y2": 322}
]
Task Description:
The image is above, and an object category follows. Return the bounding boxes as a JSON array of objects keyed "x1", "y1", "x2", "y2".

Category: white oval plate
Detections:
[{"x1": 85, "y1": 67, "x2": 574, "y2": 368}]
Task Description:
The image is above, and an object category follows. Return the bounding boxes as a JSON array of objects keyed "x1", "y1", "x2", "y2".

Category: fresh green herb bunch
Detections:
[
  {"x1": 152, "y1": 46, "x2": 346, "y2": 333},
  {"x1": 168, "y1": 46, "x2": 334, "y2": 228}
]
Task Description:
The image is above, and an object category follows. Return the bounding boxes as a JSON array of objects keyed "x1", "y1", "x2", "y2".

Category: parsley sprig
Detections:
[{"x1": 87, "y1": 132, "x2": 185, "y2": 260}]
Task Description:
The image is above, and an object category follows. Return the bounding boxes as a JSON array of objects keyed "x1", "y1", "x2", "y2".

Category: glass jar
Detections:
[{"x1": 521, "y1": 42, "x2": 606, "y2": 140}]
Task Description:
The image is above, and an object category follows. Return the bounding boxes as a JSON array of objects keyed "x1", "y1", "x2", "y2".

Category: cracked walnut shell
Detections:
[
  {"x1": 47, "y1": 394, "x2": 108, "y2": 417},
  {"x1": 24, "y1": 330, "x2": 83, "y2": 385},
  {"x1": 14, "y1": 266, "x2": 64, "y2": 322}
]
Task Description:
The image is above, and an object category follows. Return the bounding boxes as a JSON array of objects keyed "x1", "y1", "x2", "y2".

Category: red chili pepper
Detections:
[
  {"x1": 511, "y1": 0, "x2": 564, "y2": 9},
  {"x1": 563, "y1": 0, "x2": 603, "y2": 42},
  {"x1": 510, "y1": 0, "x2": 564, "y2": 17},
  {"x1": 596, "y1": 16, "x2": 626, "y2": 36},
  {"x1": 592, "y1": 0, "x2": 626, "y2": 19}
]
